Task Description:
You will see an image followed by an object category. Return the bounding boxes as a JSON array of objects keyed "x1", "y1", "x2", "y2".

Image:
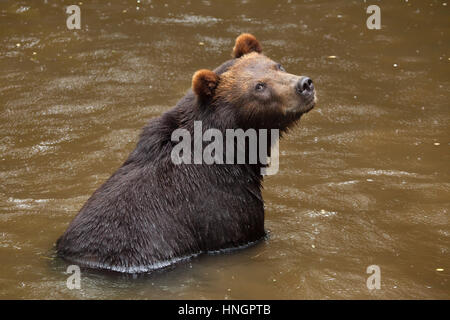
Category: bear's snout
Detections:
[{"x1": 296, "y1": 76, "x2": 314, "y2": 97}]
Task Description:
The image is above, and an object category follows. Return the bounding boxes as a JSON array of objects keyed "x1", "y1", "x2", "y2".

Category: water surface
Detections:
[{"x1": 0, "y1": 0, "x2": 448, "y2": 299}]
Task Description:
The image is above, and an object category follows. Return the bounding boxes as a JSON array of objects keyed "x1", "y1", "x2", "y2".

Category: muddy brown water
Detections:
[{"x1": 0, "y1": 0, "x2": 449, "y2": 299}]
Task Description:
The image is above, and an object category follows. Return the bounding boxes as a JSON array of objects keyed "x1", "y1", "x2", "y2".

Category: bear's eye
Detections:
[
  {"x1": 255, "y1": 82, "x2": 266, "y2": 92},
  {"x1": 277, "y1": 64, "x2": 286, "y2": 72}
]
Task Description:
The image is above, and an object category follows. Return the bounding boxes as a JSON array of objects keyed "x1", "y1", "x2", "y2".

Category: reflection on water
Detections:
[{"x1": 0, "y1": 0, "x2": 448, "y2": 299}]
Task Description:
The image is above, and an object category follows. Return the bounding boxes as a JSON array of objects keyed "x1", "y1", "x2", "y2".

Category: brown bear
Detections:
[{"x1": 56, "y1": 34, "x2": 316, "y2": 273}]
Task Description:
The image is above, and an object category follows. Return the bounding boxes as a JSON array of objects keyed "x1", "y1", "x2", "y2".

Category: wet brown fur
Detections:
[{"x1": 215, "y1": 52, "x2": 275, "y2": 104}]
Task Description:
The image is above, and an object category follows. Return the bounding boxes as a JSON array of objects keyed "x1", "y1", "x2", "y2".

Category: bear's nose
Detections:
[{"x1": 296, "y1": 77, "x2": 314, "y2": 96}]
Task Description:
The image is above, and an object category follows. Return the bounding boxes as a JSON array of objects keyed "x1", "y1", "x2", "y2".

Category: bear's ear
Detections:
[
  {"x1": 232, "y1": 33, "x2": 262, "y2": 58},
  {"x1": 192, "y1": 69, "x2": 220, "y2": 101}
]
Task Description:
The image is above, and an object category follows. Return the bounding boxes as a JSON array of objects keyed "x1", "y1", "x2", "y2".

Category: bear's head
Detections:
[{"x1": 192, "y1": 33, "x2": 316, "y2": 132}]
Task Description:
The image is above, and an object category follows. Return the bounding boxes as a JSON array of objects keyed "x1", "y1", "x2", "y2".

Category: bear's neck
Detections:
[{"x1": 128, "y1": 93, "x2": 277, "y2": 181}]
